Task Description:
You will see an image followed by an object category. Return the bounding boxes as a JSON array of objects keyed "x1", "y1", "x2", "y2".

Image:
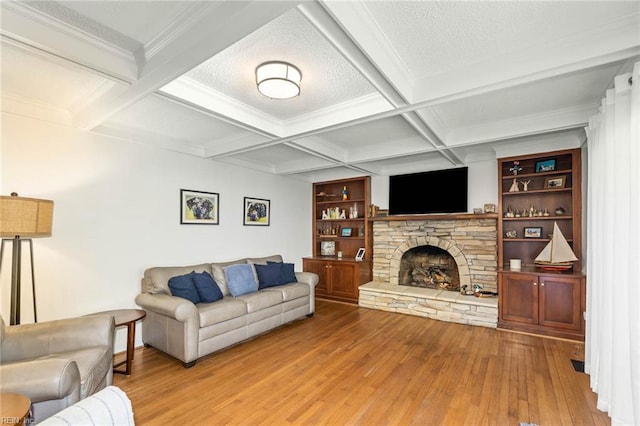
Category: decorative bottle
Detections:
[{"x1": 342, "y1": 186, "x2": 348, "y2": 200}]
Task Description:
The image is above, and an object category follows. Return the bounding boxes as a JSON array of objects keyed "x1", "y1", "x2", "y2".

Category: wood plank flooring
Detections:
[{"x1": 114, "y1": 300, "x2": 609, "y2": 425}]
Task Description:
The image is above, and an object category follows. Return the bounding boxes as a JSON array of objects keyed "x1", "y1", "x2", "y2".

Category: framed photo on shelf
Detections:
[
  {"x1": 524, "y1": 227, "x2": 543, "y2": 238},
  {"x1": 544, "y1": 175, "x2": 566, "y2": 189},
  {"x1": 180, "y1": 189, "x2": 219, "y2": 225},
  {"x1": 355, "y1": 248, "x2": 365, "y2": 261},
  {"x1": 243, "y1": 197, "x2": 270, "y2": 226},
  {"x1": 341, "y1": 227, "x2": 353, "y2": 237},
  {"x1": 535, "y1": 159, "x2": 556, "y2": 173},
  {"x1": 321, "y1": 241, "x2": 336, "y2": 256}
]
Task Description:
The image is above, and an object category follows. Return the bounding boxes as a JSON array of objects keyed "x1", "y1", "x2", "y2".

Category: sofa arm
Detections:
[
  {"x1": 0, "y1": 359, "x2": 81, "y2": 404},
  {"x1": 1, "y1": 316, "x2": 114, "y2": 363},
  {"x1": 295, "y1": 272, "x2": 319, "y2": 288},
  {"x1": 135, "y1": 293, "x2": 198, "y2": 323}
]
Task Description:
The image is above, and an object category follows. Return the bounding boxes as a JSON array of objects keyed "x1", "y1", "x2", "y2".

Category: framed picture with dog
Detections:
[
  {"x1": 180, "y1": 189, "x2": 219, "y2": 224},
  {"x1": 243, "y1": 197, "x2": 270, "y2": 226}
]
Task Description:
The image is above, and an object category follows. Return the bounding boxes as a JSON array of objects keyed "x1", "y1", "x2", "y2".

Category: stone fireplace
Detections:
[{"x1": 359, "y1": 214, "x2": 499, "y2": 328}]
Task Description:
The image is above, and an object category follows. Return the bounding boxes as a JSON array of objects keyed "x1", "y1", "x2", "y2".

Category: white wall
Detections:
[
  {"x1": 1, "y1": 113, "x2": 311, "y2": 352},
  {"x1": 370, "y1": 161, "x2": 498, "y2": 211}
]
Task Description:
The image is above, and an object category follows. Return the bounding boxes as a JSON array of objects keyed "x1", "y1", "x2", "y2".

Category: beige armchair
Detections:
[{"x1": 0, "y1": 314, "x2": 115, "y2": 423}]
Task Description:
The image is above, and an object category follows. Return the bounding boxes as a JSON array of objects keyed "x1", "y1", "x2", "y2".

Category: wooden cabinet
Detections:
[
  {"x1": 303, "y1": 258, "x2": 372, "y2": 303},
  {"x1": 499, "y1": 270, "x2": 585, "y2": 340},
  {"x1": 497, "y1": 148, "x2": 585, "y2": 340},
  {"x1": 304, "y1": 176, "x2": 373, "y2": 304}
]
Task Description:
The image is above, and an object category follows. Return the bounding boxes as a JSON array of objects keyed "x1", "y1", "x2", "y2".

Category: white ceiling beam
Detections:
[
  {"x1": 72, "y1": 1, "x2": 300, "y2": 131},
  {"x1": 317, "y1": 0, "x2": 414, "y2": 101},
  {"x1": 284, "y1": 141, "x2": 375, "y2": 176},
  {"x1": 274, "y1": 157, "x2": 337, "y2": 175},
  {"x1": 299, "y1": 1, "x2": 458, "y2": 167}
]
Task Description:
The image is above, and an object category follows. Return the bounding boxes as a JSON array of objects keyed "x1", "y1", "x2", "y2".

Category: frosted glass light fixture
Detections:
[{"x1": 256, "y1": 61, "x2": 301, "y2": 99}]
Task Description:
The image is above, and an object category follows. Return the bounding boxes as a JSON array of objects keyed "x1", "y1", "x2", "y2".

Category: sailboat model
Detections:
[{"x1": 534, "y1": 222, "x2": 578, "y2": 270}]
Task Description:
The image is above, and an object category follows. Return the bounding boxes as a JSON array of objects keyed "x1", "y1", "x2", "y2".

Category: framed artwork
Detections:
[
  {"x1": 535, "y1": 159, "x2": 556, "y2": 173},
  {"x1": 243, "y1": 197, "x2": 270, "y2": 226},
  {"x1": 180, "y1": 189, "x2": 219, "y2": 225},
  {"x1": 320, "y1": 241, "x2": 336, "y2": 256},
  {"x1": 544, "y1": 175, "x2": 566, "y2": 189},
  {"x1": 355, "y1": 248, "x2": 366, "y2": 261},
  {"x1": 524, "y1": 227, "x2": 543, "y2": 238},
  {"x1": 341, "y1": 227, "x2": 352, "y2": 237}
]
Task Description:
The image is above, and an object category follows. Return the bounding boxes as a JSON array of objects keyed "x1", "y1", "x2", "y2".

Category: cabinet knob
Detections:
[
  {"x1": 540, "y1": 282, "x2": 545, "y2": 286},
  {"x1": 533, "y1": 282, "x2": 538, "y2": 286}
]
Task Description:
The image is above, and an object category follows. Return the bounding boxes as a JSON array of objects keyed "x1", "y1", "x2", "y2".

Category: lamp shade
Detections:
[
  {"x1": 0, "y1": 195, "x2": 54, "y2": 238},
  {"x1": 256, "y1": 61, "x2": 301, "y2": 99}
]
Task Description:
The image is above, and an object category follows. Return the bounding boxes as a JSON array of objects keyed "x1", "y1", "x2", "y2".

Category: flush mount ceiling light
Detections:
[{"x1": 256, "y1": 61, "x2": 301, "y2": 99}]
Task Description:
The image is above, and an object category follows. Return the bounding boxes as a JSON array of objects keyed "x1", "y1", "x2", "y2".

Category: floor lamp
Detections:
[{"x1": 0, "y1": 193, "x2": 54, "y2": 325}]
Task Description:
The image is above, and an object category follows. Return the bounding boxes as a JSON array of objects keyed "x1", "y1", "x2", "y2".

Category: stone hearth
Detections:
[{"x1": 359, "y1": 214, "x2": 498, "y2": 328}]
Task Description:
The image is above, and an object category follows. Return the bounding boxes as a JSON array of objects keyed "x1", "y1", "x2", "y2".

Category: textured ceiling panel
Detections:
[
  {"x1": 0, "y1": 41, "x2": 113, "y2": 110},
  {"x1": 2, "y1": 1, "x2": 637, "y2": 181},
  {"x1": 424, "y1": 62, "x2": 625, "y2": 130},
  {"x1": 317, "y1": 116, "x2": 423, "y2": 150},
  {"x1": 364, "y1": 1, "x2": 638, "y2": 77},
  {"x1": 184, "y1": 8, "x2": 375, "y2": 120}
]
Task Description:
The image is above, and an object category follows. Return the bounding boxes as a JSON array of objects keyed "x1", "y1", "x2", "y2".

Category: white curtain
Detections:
[{"x1": 585, "y1": 61, "x2": 640, "y2": 426}]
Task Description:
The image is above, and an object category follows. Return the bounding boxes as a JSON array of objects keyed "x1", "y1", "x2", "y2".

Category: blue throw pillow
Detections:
[
  {"x1": 224, "y1": 264, "x2": 258, "y2": 297},
  {"x1": 255, "y1": 263, "x2": 284, "y2": 289},
  {"x1": 267, "y1": 261, "x2": 297, "y2": 283},
  {"x1": 193, "y1": 271, "x2": 223, "y2": 303},
  {"x1": 168, "y1": 272, "x2": 200, "y2": 304}
]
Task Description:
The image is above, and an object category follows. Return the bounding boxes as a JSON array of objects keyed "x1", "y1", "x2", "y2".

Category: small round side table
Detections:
[
  {"x1": 88, "y1": 309, "x2": 146, "y2": 376},
  {"x1": 0, "y1": 392, "x2": 31, "y2": 426}
]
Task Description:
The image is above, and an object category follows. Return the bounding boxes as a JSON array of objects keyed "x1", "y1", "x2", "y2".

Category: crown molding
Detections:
[
  {"x1": 284, "y1": 93, "x2": 393, "y2": 136},
  {"x1": 159, "y1": 77, "x2": 283, "y2": 137},
  {"x1": 1, "y1": 94, "x2": 71, "y2": 126},
  {"x1": 1, "y1": 2, "x2": 137, "y2": 82}
]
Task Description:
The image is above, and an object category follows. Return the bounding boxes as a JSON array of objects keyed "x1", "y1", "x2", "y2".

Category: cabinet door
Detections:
[
  {"x1": 303, "y1": 259, "x2": 328, "y2": 295},
  {"x1": 500, "y1": 273, "x2": 538, "y2": 324},
  {"x1": 328, "y1": 262, "x2": 358, "y2": 300},
  {"x1": 539, "y1": 275, "x2": 582, "y2": 331}
]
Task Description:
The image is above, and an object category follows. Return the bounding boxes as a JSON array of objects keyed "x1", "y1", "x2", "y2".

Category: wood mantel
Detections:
[{"x1": 371, "y1": 213, "x2": 499, "y2": 221}]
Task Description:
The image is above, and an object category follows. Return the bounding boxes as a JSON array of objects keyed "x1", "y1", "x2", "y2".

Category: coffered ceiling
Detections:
[{"x1": 1, "y1": 1, "x2": 639, "y2": 181}]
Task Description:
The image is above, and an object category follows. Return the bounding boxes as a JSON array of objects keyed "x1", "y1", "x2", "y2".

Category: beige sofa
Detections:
[
  {"x1": 0, "y1": 314, "x2": 115, "y2": 423},
  {"x1": 135, "y1": 255, "x2": 318, "y2": 367}
]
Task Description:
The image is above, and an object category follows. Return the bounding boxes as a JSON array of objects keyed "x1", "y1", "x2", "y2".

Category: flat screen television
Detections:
[{"x1": 388, "y1": 167, "x2": 468, "y2": 215}]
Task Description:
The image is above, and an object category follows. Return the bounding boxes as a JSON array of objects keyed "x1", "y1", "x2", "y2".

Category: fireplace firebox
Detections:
[{"x1": 399, "y1": 246, "x2": 460, "y2": 291}]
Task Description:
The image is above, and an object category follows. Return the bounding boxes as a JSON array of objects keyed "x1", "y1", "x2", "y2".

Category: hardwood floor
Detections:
[{"x1": 114, "y1": 300, "x2": 609, "y2": 425}]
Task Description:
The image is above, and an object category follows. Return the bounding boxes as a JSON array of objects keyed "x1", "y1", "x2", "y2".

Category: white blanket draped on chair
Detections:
[{"x1": 39, "y1": 386, "x2": 134, "y2": 425}]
